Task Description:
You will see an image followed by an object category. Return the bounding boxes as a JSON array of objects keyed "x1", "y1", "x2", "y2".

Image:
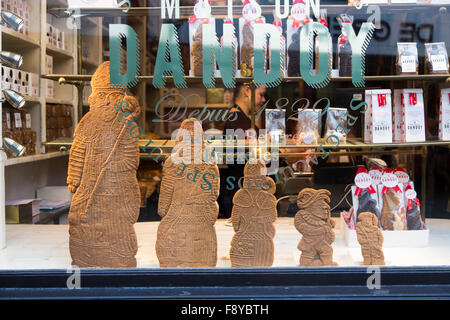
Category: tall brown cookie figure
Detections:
[
  {"x1": 230, "y1": 161, "x2": 277, "y2": 267},
  {"x1": 294, "y1": 188, "x2": 338, "y2": 267},
  {"x1": 156, "y1": 118, "x2": 220, "y2": 267},
  {"x1": 356, "y1": 212, "x2": 385, "y2": 266},
  {"x1": 67, "y1": 61, "x2": 141, "y2": 268}
]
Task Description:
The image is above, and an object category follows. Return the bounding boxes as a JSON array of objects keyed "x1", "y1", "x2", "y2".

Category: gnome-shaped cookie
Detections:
[
  {"x1": 67, "y1": 61, "x2": 141, "y2": 268},
  {"x1": 156, "y1": 118, "x2": 220, "y2": 267},
  {"x1": 356, "y1": 212, "x2": 385, "y2": 266},
  {"x1": 295, "y1": 188, "x2": 338, "y2": 267},
  {"x1": 230, "y1": 160, "x2": 277, "y2": 267}
]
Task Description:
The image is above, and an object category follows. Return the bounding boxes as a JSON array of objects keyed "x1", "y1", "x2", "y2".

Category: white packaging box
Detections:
[
  {"x1": 46, "y1": 24, "x2": 52, "y2": 45},
  {"x1": 23, "y1": 1, "x2": 30, "y2": 36},
  {"x1": 402, "y1": 89, "x2": 425, "y2": 142},
  {"x1": 52, "y1": 26, "x2": 58, "y2": 47},
  {"x1": 46, "y1": 79, "x2": 54, "y2": 98},
  {"x1": 28, "y1": 73, "x2": 39, "y2": 97},
  {"x1": 364, "y1": 90, "x2": 373, "y2": 143},
  {"x1": 1, "y1": 66, "x2": 12, "y2": 90},
  {"x1": 341, "y1": 216, "x2": 429, "y2": 248},
  {"x1": 57, "y1": 30, "x2": 63, "y2": 50},
  {"x1": 393, "y1": 89, "x2": 404, "y2": 142},
  {"x1": 21, "y1": 72, "x2": 29, "y2": 96},
  {"x1": 11, "y1": 68, "x2": 20, "y2": 92},
  {"x1": 369, "y1": 89, "x2": 393, "y2": 143},
  {"x1": 45, "y1": 54, "x2": 53, "y2": 74},
  {"x1": 11, "y1": 0, "x2": 18, "y2": 15},
  {"x1": 17, "y1": 70, "x2": 28, "y2": 96},
  {"x1": 5, "y1": 0, "x2": 12, "y2": 12},
  {"x1": 440, "y1": 88, "x2": 450, "y2": 140}
]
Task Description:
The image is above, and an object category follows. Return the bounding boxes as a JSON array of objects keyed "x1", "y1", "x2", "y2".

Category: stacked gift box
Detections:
[
  {"x1": 46, "y1": 104, "x2": 73, "y2": 152},
  {"x1": 2, "y1": 106, "x2": 36, "y2": 157}
]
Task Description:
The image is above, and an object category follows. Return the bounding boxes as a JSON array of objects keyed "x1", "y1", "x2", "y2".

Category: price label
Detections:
[
  {"x1": 405, "y1": 189, "x2": 417, "y2": 200},
  {"x1": 291, "y1": 3, "x2": 307, "y2": 22},
  {"x1": 401, "y1": 56, "x2": 416, "y2": 73},
  {"x1": 431, "y1": 54, "x2": 447, "y2": 72},
  {"x1": 369, "y1": 169, "x2": 382, "y2": 185},
  {"x1": 242, "y1": 1, "x2": 261, "y2": 21},
  {"x1": 355, "y1": 172, "x2": 372, "y2": 189},
  {"x1": 381, "y1": 173, "x2": 399, "y2": 188},
  {"x1": 14, "y1": 112, "x2": 22, "y2": 128},
  {"x1": 6, "y1": 113, "x2": 11, "y2": 129},
  {"x1": 194, "y1": 0, "x2": 211, "y2": 19},
  {"x1": 26, "y1": 113, "x2": 31, "y2": 129}
]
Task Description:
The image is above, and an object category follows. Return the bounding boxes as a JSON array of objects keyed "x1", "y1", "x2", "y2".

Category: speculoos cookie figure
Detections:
[
  {"x1": 156, "y1": 118, "x2": 220, "y2": 267},
  {"x1": 230, "y1": 160, "x2": 277, "y2": 267},
  {"x1": 381, "y1": 190, "x2": 403, "y2": 230},
  {"x1": 67, "y1": 61, "x2": 141, "y2": 268},
  {"x1": 192, "y1": 24, "x2": 203, "y2": 76},
  {"x1": 294, "y1": 188, "x2": 338, "y2": 267},
  {"x1": 356, "y1": 212, "x2": 385, "y2": 265}
]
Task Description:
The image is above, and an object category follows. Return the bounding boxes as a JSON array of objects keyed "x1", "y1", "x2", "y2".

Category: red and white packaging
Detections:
[
  {"x1": 439, "y1": 88, "x2": 450, "y2": 141},
  {"x1": 402, "y1": 89, "x2": 425, "y2": 142},
  {"x1": 364, "y1": 89, "x2": 392, "y2": 143},
  {"x1": 351, "y1": 167, "x2": 380, "y2": 225},
  {"x1": 188, "y1": 0, "x2": 216, "y2": 77},
  {"x1": 369, "y1": 167, "x2": 383, "y2": 186},
  {"x1": 380, "y1": 168, "x2": 403, "y2": 195}
]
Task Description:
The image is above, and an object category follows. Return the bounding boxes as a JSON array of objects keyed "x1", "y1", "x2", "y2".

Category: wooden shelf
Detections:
[
  {"x1": 46, "y1": 44, "x2": 73, "y2": 60},
  {"x1": 44, "y1": 138, "x2": 450, "y2": 151},
  {"x1": 5, "y1": 151, "x2": 69, "y2": 167},
  {"x1": 46, "y1": 98, "x2": 74, "y2": 105},
  {"x1": 41, "y1": 74, "x2": 450, "y2": 84},
  {"x1": 1, "y1": 26, "x2": 40, "y2": 48}
]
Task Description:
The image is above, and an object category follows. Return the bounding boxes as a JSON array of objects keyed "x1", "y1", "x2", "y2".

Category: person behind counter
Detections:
[{"x1": 218, "y1": 83, "x2": 267, "y2": 219}]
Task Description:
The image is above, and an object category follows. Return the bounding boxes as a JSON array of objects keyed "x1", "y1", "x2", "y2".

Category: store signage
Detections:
[{"x1": 109, "y1": 0, "x2": 375, "y2": 89}]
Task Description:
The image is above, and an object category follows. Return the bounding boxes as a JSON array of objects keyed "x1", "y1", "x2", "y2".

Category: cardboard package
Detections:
[
  {"x1": 5, "y1": 199, "x2": 41, "y2": 224},
  {"x1": 364, "y1": 89, "x2": 392, "y2": 143},
  {"x1": 440, "y1": 88, "x2": 450, "y2": 141}
]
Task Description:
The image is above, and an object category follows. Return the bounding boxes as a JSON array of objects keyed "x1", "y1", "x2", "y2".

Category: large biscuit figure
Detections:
[
  {"x1": 156, "y1": 118, "x2": 220, "y2": 267},
  {"x1": 356, "y1": 212, "x2": 385, "y2": 265},
  {"x1": 67, "y1": 61, "x2": 141, "y2": 268},
  {"x1": 230, "y1": 161, "x2": 277, "y2": 267},
  {"x1": 294, "y1": 188, "x2": 338, "y2": 267}
]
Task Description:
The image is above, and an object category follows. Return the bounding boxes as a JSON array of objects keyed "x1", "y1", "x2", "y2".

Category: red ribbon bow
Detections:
[
  {"x1": 405, "y1": 184, "x2": 420, "y2": 210},
  {"x1": 409, "y1": 93, "x2": 417, "y2": 105},
  {"x1": 400, "y1": 93, "x2": 404, "y2": 107},
  {"x1": 354, "y1": 168, "x2": 376, "y2": 196},
  {"x1": 319, "y1": 18, "x2": 328, "y2": 28},
  {"x1": 378, "y1": 94, "x2": 387, "y2": 106},
  {"x1": 293, "y1": 0, "x2": 306, "y2": 4},
  {"x1": 381, "y1": 168, "x2": 402, "y2": 194},
  {"x1": 243, "y1": 0, "x2": 250, "y2": 5},
  {"x1": 339, "y1": 35, "x2": 347, "y2": 45}
]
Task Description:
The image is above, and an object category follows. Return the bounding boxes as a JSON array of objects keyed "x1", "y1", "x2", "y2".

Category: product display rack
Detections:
[
  {"x1": 1, "y1": 0, "x2": 78, "y2": 166},
  {"x1": 42, "y1": 3, "x2": 450, "y2": 222}
]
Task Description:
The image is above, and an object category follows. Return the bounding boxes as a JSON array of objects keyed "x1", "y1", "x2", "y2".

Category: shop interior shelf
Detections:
[
  {"x1": 41, "y1": 74, "x2": 450, "y2": 84},
  {"x1": 44, "y1": 137, "x2": 450, "y2": 151},
  {"x1": 46, "y1": 44, "x2": 74, "y2": 60},
  {"x1": 48, "y1": 4, "x2": 450, "y2": 19},
  {"x1": 5, "y1": 151, "x2": 69, "y2": 167}
]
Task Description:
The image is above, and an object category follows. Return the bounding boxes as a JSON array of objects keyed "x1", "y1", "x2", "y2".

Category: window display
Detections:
[{"x1": 1, "y1": 0, "x2": 450, "y2": 300}]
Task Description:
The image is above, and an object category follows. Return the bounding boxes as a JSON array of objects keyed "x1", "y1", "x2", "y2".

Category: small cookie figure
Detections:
[
  {"x1": 230, "y1": 160, "x2": 277, "y2": 267},
  {"x1": 294, "y1": 188, "x2": 338, "y2": 267},
  {"x1": 356, "y1": 212, "x2": 385, "y2": 266},
  {"x1": 156, "y1": 118, "x2": 220, "y2": 267}
]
